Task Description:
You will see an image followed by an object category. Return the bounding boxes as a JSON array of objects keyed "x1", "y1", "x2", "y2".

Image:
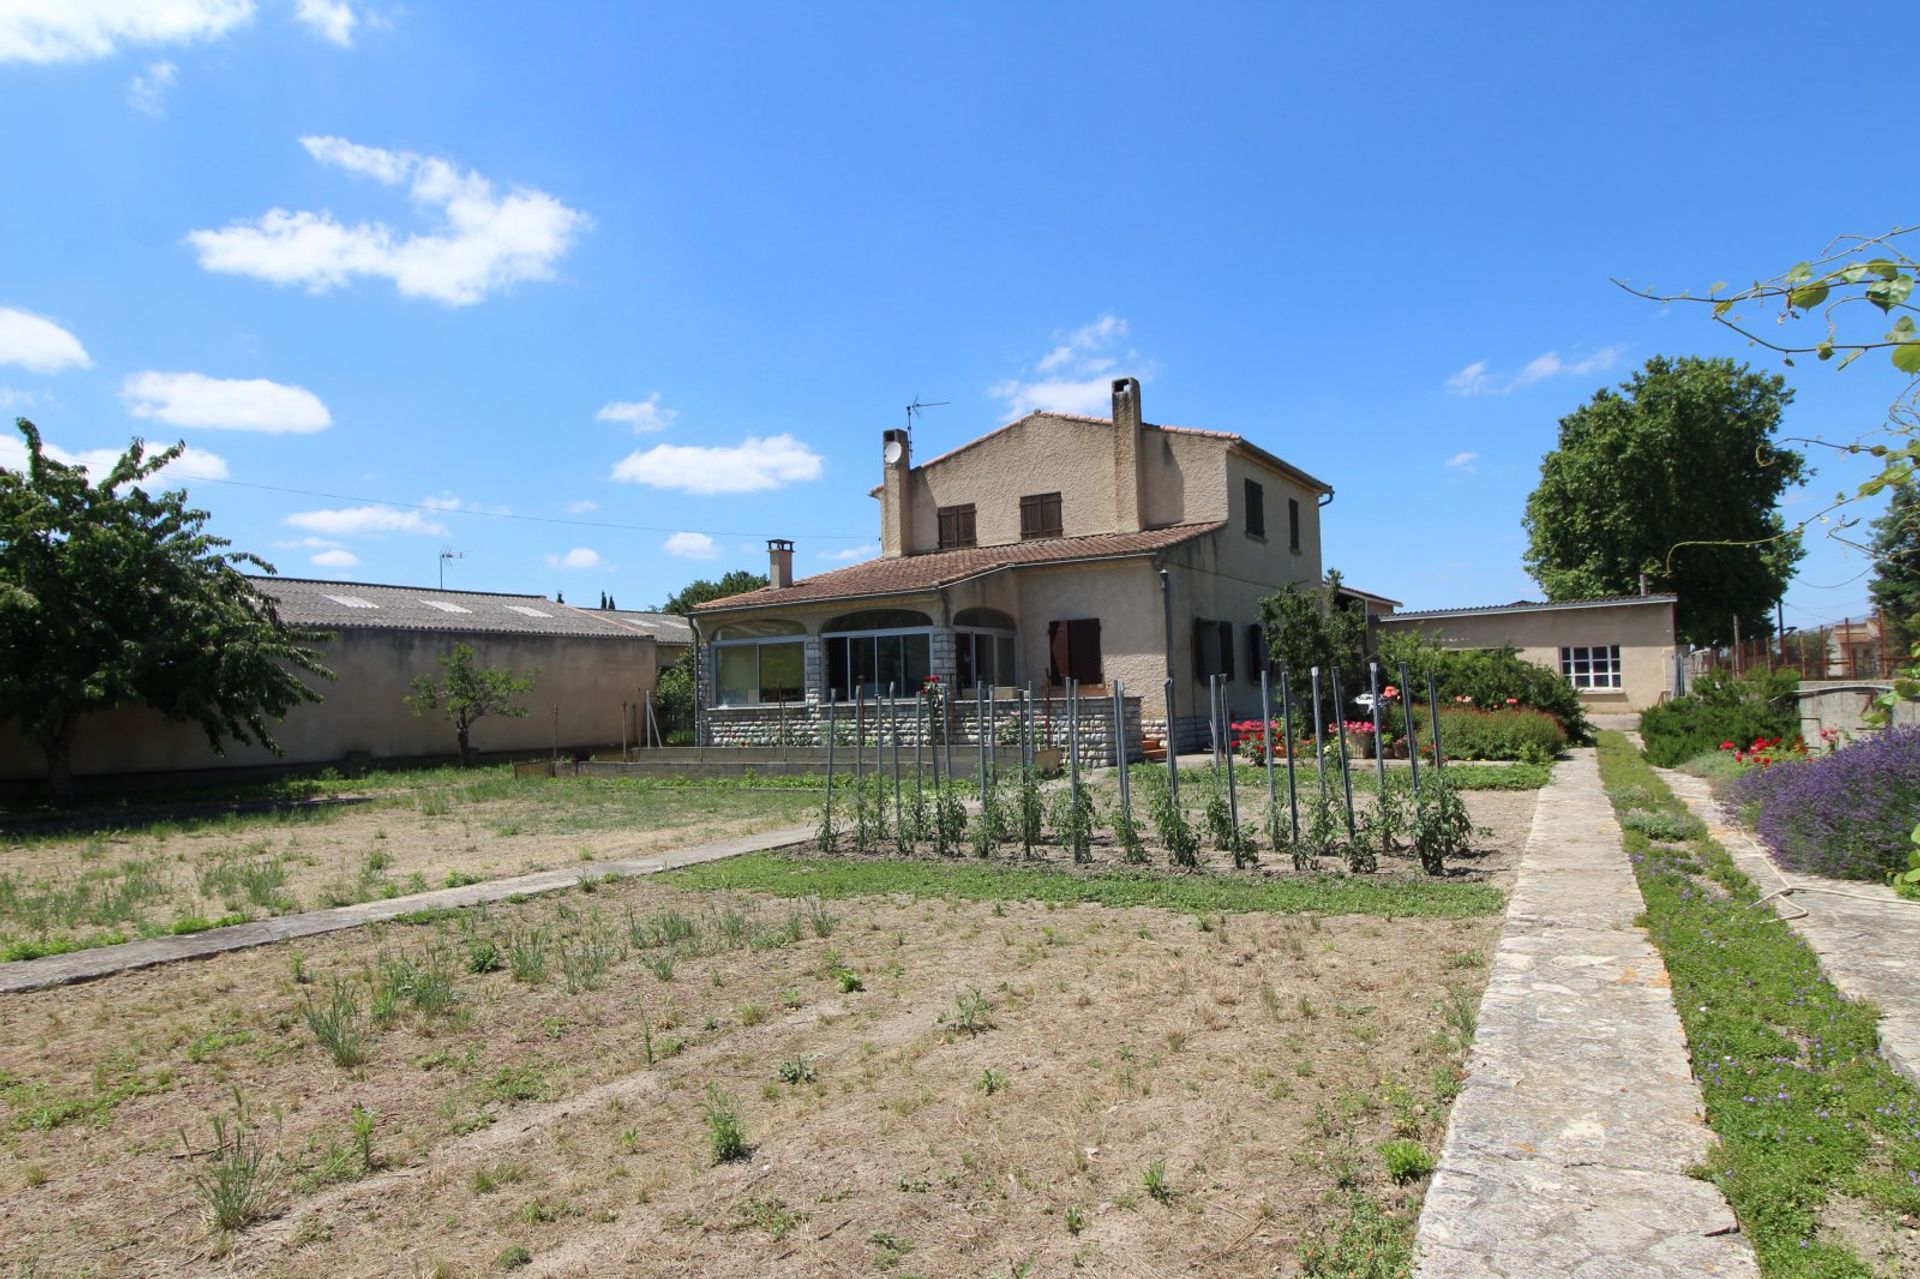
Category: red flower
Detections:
[
  {"x1": 1719, "y1": 741, "x2": 1736, "y2": 751},
  {"x1": 1505, "y1": 697, "x2": 1519, "y2": 706}
]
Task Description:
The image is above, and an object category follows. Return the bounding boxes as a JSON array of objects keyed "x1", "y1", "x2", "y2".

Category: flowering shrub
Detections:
[
  {"x1": 1392, "y1": 704, "x2": 1566, "y2": 763},
  {"x1": 1729, "y1": 726, "x2": 1920, "y2": 882},
  {"x1": 1376, "y1": 634, "x2": 1593, "y2": 743},
  {"x1": 1639, "y1": 669, "x2": 1800, "y2": 768},
  {"x1": 1716, "y1": 735, "x2": 1809, "y2": 769}
]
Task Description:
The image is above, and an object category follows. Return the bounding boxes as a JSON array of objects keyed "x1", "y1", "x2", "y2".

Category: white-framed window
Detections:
[
  {"x1": 1560, "y1": 644, "x2": 1622, "y2": 690},
  {"x1": 954, "y1": 607, "x2": 1017, "y2": 692},
  {"x1": 712, "y1": 619, "x2": 806, "y2": 706}
]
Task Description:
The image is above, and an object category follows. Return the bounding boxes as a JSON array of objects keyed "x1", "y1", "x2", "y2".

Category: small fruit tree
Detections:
[{"x1": 404, "y1": 642, "x2": 539, "y2": 767}]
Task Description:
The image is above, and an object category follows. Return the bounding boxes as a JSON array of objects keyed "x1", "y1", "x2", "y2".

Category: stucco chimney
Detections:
[
  {"x1": 767, "y1": 538, "x2": 794, "y2": 589},
  {"x1": 881, "y1": 428, "x2": 912, "y2": 558},
  {"x1": 1112, "y1": 376, "x2": 1145, "y2": 534}
]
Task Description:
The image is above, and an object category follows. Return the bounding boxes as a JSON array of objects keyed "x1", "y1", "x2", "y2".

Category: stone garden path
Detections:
[
  {"x1": 1662, "y1": 768, "x2": 1920, "y2": 1090},
  {"x1": 0, "y1": 822, "x2": 816, "y2": 995},
  {"x1": 1413, "y1": 749, "x2": 1758, "y2": 1278}
]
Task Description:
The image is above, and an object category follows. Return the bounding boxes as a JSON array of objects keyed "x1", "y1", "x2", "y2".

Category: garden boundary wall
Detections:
[{"x1": 1794, "y1": 681, "x2": 1919, "y2": 740}]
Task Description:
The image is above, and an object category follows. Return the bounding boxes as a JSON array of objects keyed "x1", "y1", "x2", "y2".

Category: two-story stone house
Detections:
[{"x1": 689, "y1": 378, "x2": 1332, "y2": 753}]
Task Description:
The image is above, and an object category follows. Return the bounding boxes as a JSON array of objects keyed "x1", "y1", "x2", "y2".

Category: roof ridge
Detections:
[{"x1": 252, "y1": 575, "x2": 553, "y2": 602}]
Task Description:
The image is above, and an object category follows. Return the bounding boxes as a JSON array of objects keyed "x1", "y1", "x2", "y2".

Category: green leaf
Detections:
[
  {"x1": 1892, "y1": 341, "x2": 1920, "y2": 375},
  {"x1": 1816, "y1": 340, "x2": 1834, "y2": 360},
  {"x1": 1785, "y1": 261, "x2": 1814, "y2": 283},
  {"x1": 1889, "y1": 315, "x2": 1916, "y2": 337},
  {"x1": 1841, "y1": 264, "x2": 1869, "y2": 284},
  {"x1": 1788, "y1": 282, "x2": 1829, "y2": 309},
  {"x1": 1836, "y1": 350, "x2": 1864, "y2": 370},
  {"x1": 1868, "y1": 258, "x2": 1900, "y2": 280}
]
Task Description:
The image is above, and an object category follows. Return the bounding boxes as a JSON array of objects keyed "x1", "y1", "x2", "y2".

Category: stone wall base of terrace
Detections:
[{"x1": 699, "y1": 698, "x2": 1142, "y2": 766}]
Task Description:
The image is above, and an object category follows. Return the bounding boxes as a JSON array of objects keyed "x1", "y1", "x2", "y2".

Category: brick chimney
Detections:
[
  {"x1": 767, "y1": 538, "x2": 794, "y2": 589},
  {"x1": 880, "y1": 428, "x2": 912, "y2": 558},
  {"x1": 1111, "y1": 377, "x2": 1145, "y2": 534}
]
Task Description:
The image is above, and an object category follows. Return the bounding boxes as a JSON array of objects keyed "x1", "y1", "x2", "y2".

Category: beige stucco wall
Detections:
[
  {"x1": 0, "y1": 628, "x2": 658, "y2": 783},
  {"x1": 1376, "y1": 601, "x2": 1680, "y2": 712}
]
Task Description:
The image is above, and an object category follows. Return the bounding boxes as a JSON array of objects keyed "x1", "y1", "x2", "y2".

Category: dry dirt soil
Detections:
[
  {"x1": 0, "y1": 789, "x2": 1535, "y2": 1279},
  {"x1": 0, "y1": 781, "x2": 818, "y2": 950}
]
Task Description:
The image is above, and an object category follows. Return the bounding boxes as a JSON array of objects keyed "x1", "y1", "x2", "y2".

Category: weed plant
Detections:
[
  {"x1": 302, "y1": 979, "x2": 369, "y2": 1068},
  {"x1": 505, "y1": 927, "x2": 550, "y2": 984},
  {"x1": 1411, "y1": 772, "x2": 1478, "y2": 875},
  {"x1": 184, "y1": 1095, "x2": 276, "y2": 1234},
  {"x1": 699, "y1": 1084, "x2": 750, "y2": 1163}
]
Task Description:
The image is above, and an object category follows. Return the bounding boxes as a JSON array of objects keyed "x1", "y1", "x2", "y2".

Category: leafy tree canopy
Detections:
[
  {"x1": 1522, "y1": 355, "x2": 1806, "y2": 646},
  {"x1": 0, "y1": 420, "x2": 332, "y2": 795},
  {"x1": 658, "y1": 570, "x2": 767, "y2": 617},
  {"x1": 1869, "y1": 477, "x2": 1920, "y2": 655},
  {"x1": 1256, "y1": 569, "x2": 1370, "y2": 714},
  {"x1": 403, "y1": 641, "x2": 537, "y2": 767}
]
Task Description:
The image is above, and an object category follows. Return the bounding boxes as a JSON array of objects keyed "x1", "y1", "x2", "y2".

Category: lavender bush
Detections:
[{"x1": 1729, "y1": 726, "x2": 1920, "y2": 882}]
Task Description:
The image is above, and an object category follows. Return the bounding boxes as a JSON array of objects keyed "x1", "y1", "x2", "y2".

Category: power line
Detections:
[{"x1": 192, "y1": 476, "x2": 874, "y2": 540}]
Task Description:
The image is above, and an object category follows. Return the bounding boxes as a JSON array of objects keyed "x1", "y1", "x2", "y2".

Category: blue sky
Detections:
[{"x1": 0, "y1": 2, "x2": 1907, "y2": 637}]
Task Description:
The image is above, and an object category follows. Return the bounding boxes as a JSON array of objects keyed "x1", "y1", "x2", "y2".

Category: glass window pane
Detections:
[
  {"x1": 826, "y1": 637, "x2": 850, "y2": 701},
  {"x1": 716, "y1": 646, "x2": 758, "y2": 706},
  {"x1": 759, "y1": 641, "x2": 803, "y2": 702},
  {"x1": 956, "y1": 632, "x2": 976, "y2": 691},
  {"x1": 904, "y1": 633, "x2": 931, "y2": 691},
  {"x1": 997, "y1": 637, "x2": 1016, "y2": 687},
  {"x1": 853, "y1": 636, "x2": 879, "y2": 698},
  {"x1": 877, "y1": 634, "x2": 906, "y2": 697}
]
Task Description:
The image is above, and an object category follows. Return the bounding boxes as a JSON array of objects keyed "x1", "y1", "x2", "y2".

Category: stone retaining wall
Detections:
[{"x1": 703, "y1": 695, "x2": 1143, "y2": 766}]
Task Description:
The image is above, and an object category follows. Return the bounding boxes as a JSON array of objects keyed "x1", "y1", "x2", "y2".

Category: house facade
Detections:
[
  {"x1": 689, "y1": 379, "x2": 1332, "y2": 754},
  {"x1": 1374, "y1": 594, "x2": 1683, "y2": 712}
]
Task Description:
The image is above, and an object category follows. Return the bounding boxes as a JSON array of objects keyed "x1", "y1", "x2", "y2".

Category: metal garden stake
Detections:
[{"x1": 1330, "y1": 665, "x2": 1356, "y2": 839}]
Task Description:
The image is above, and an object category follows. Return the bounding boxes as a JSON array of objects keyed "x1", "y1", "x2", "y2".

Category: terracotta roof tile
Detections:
[
  {"x1": 691, "y1": 523, "x2": 1224, "y2": 614},
  {"x1": 1382, "y1": 594, "x2": 1678, "y2": 621}
]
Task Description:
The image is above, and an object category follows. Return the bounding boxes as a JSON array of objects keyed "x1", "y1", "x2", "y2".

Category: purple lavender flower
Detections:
[{"x1": 1728, "y1": 726, "x2": 1920, "y2": 881}]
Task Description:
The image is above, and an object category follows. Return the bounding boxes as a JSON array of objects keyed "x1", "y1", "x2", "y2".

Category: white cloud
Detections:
[
  {"x1": 0, "y1": 0, "x2": 253, "y2": 63},
  {"x1": 662, "y1": 531, "x2": 719, "y2": 560},
  {"x1": 0, "y1": 388, "x2": 46, "y2": 410},
  {"x1": 1444, "y1": 360, "x2": 1493, "y2": 397},
  {"x1": 122, "y1": 370, "x2": 331, "y2": 433},
  {"x1": 294, "y1": 0, "x2": 357, "y2": 46},
  {"x1": 186, "y1": 136, "x2": 590, "y2": 307},
  {"x1": 0, "y1": 307, "x2": 92, "y2": 373},
  {"x1": 596, "y1": 393, "x2": 676, "y2": 433},
  {"x1": 993, "y1": 314, "x2": 1149, "y2": 418},
  {"x1": 1512, "y1": 347, "x2": 1621, "y2": 388},
  {"x1": 274, "y1": 535, "x2": 343, "y2": 549},
  {"x1": 128, "y1": 60, "x2": 176, "y2": 114},
  {"x1": 610, "y1": 433, "x2": 823, "y2": 495},
  {"x1": 564, "y1": 499, "x2": 598, "y2": 514},
  {"x1": 546, "y1": 546, "x2": 604, "y2": 570},
  {"x1": 0, "y1": 433, "x2": 229, "y2": 484},
  {"x1": 818, "y1": 543, "x2": 879, "y2": 562},
  {"x1": 1444, "y1": 451, "x2": 1478, "y2": 471},
  {"x1": 284, "y1": 506, "x2": 448, "y2": 537},
  {"x1": 1446, "y1": 347, "x2": 1621, "y2": 396},
  {"x1": 310, "y1": 547, "x2": 359, "y2": 568}
]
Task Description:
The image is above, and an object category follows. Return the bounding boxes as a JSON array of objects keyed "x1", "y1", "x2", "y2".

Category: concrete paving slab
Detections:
[
  {"x1": 1663, "y1": 767, "x2": 1920, "y2": 1090},
  {"x1": 1412, "y1": 749, "x2": 1757, "y2": 1278},
  {"x1": 0, "y1": 823, "x2": 815, "y2": 995}
]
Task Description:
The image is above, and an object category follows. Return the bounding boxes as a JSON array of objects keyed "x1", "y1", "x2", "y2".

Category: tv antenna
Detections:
[
  {"x1": 438, "y1": 547, "x2": 466, "y2": 589},
  {"x1": 904, "y1": 396, "x2": 949, "y2": 439}
]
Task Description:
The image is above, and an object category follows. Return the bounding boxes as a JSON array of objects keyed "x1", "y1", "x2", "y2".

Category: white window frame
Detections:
[
  {"x1": 1560, "y1": 643, "x2": 1623, "y2": 690},
  {"x1": 954, "y1": 624, "x2": 1017, "y2": 692},
  {"x1": 821, "y1": 626, "x2": 935, "y2": 701},
  {"x1": 711, "y1": 632, "x2": 806, "y2": 706}
]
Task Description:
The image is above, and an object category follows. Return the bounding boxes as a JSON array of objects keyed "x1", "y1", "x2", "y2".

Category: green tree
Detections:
[
  {"x1": 404, "y1": 642, "x2": 538, "y2": 767},
  {"x1": 1256, "y1": 570, "x2": 1370, "y2": 713},
  {"x1": 659, "y1": 570, "x2": 767, "y2": 616},
  {"x1": 1869, "y1": 477, "x2": 1920, "y2": 656},
  {"x1": 652, "y1": 647, "x2": 696, "y2": 742},
  {"x1": 1522, "y1": 356, "x2": 1806, "y2": 646},
  {"x1": 0, "y1": 420, "x2": 332, "y2": 797}
]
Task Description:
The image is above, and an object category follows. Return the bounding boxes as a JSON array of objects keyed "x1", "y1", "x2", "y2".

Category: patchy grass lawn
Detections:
[
  {"x1": 0, "y1": 786, "x2": 1534, "y2": 1277},
  {"x1": 1600, "y1": 733, "x2": 1920, "y2": 1278},
  {"x1": 0, "y1": 773, "x2": 816, "y2": 959}
]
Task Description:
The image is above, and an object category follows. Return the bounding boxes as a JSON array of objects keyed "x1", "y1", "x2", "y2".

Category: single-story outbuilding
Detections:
[
  {"x1": 1373, "y1": 593, "x2": 1682, "y2": 712},
  {"x1": 0, "y1": 578, "x2": 682, "y2": 788}
]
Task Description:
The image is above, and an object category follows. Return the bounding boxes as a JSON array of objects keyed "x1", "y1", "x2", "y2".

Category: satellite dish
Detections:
[{"x1": 883, "y1": 437, "x2": 905, "y2": 464}]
